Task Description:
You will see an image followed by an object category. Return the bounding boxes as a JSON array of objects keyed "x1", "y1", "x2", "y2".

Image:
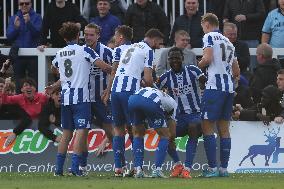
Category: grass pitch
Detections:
[{"x1": 0, "y1": 173, "x2": 284, "y2": 189}]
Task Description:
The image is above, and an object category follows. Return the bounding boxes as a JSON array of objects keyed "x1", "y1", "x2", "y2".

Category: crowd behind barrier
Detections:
[
  {"x1": 1, "y1": 47, "x2": 284, "y2": 92},
  {"x1": 0, "y1": 0, "x2": 196, "y2": 41}
]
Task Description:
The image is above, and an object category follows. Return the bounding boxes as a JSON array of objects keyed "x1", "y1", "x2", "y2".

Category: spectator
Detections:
[
  {"x1": 223, "y1": 0, "x2": 266, "y2": 71},
  {"x1": 263, "y1": 0, "x2": 278, "y2": 15},
  {"x1": 7, "y1": 0, "x2": 42, "y2": 93},
  {"x1": 170, "y1": 0, "x2": 203, "y2": 48},
  {"x1": 90, "y1": 0, "x2": 121, "y2": 45},
  {"x1": 0, "y1": 77, "x2": 32, "y2": 148},
  {"x1": 125, "y1": 0, "x2": 170, "y2": 44},
  {"x1": 155, "y1": 30, "x2": 197, "y2": 77},
  {"x1": 0, "y1": 53, "x2": 11, "y2": 78},
  {"x1": 4, "y1": 79, "x2": 16, "y2": 96},
  {"x1": 276, "y1": 69, "x2": 284, "y2": 123},
  {"x1": 38, "y1": 86, "x2": 61, "y2": 143},
  {"x1": 234, "y1": 85, "x2": 282, "y2": 125},
  {"x1": 223, "y1": 0, "x2": 265, "y2": 42},
  {"x1": 250, "y1": 43, "x2": 280, "y2": 104},
  {"x1": 83, "y1": 0, "x2": 127, "y2": 23},
  {"x1": 199, "y1": 0, "x2": 225, "y2": 29},
  {"x1": 38, "y1": 0, "x2": 87, "y2": 49},
  {"x1": 0, "y1": 77, "x2": 49, "y2": 119},
  {"x1": 0, "y1": 2, "x2": 3, "y2": 37},
  {"x1": 262, "y1": 0, "x2": 284, "y2": 66},
  {"x1": 223, "y1": 22, "x2": 250, "y2": 74},
  {"x1": 234, "y1": 75, "x2": 254, "y2": 109}
]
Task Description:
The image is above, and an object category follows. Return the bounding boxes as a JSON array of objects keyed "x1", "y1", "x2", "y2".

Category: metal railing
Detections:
[{"x1": 1, "y1": 47, "x2": 283, "y2": 92}]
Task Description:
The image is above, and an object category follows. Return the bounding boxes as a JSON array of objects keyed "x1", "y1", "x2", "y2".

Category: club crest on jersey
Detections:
[{"x1": 78, "y1": 119, "x2": 86, "y2": 125}]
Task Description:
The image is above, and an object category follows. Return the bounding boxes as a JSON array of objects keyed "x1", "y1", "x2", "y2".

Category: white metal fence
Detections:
[{"x1": 1, "y1": 47, "x2": 284, "y2": 92}]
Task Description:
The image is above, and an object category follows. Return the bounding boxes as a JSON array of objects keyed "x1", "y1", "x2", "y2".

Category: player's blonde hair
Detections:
[
  {"x1": 85, "y1": 23, "x2": 101, "y2": 35},
  {"x1": 201, "y1": 13, "x2": 219, "y2": 27}
]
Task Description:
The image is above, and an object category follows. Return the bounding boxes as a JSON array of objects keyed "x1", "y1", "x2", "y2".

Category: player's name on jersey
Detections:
[
  {"x1": 213, "y1": 35, "x2": 223, "y2": 41},
  {"x1": 60, "y1": 50, "x2": 75, "y2": 57},
  {"x1": 133, "y1": 43, "x2": 146, "y2": 49}
]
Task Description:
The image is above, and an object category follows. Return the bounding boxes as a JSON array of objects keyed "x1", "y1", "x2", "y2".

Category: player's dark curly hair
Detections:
[
  {"x1": 59, "y1": 22, "x2": 80, "y2": 42},
  {"x1": 168, "y1": 46, "x2": 184, "y2": 59}
]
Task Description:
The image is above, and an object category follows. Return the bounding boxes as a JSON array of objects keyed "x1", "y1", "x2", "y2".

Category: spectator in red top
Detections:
[
  {"x1": 0, "y1": 77, "x2": 49, "y2": 119},
  {"x1": 0, "y1": 78, "x2": 49, "y2": 147},
  {"x1": 0, "y1": 78, "x2": 31, "y2": 147}
]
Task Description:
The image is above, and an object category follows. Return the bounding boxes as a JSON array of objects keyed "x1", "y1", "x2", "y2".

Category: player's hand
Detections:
[
  {"x1": 274, "y1": 116, "x2": 284, "y2": 124},
  {"x1": 14, "y1": 16, "x2": 20, "y2": 28},
  {"x1": 23, "y1": 13, "x2": 30, "y2": 23}
]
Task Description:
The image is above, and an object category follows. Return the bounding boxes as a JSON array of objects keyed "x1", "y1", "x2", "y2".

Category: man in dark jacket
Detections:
[
  {"x1": 223, "y1": 0, "x2": 266, "y2": 42},
  {"x1": 223, "y1": 0, "x2": 266, "y2": 71},
  {"x1": 170, "y1": 0, "x2": 203, "y2": 48},
  {"x1": 125, "y1": 0, "x2": 170, "y2": 44},
  {"x1": 38, "y1": 0, "x2": 87, "y2": 48},
  {"x1": 250, "y1": 43, "x2": 281, "y2": 104}
]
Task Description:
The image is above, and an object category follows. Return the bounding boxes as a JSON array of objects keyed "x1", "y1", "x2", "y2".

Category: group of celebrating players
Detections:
[{"x1": 49, "y1": 12, "x2": 240, "y2": 179}]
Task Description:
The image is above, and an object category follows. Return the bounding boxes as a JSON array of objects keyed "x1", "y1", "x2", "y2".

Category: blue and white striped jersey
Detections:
[
  {"x1": 87, "y1": 43, "x2": 113, "y2": 102},
  {"x1": 135, "y1": 87, "x2": 177, "y2": 120},
  {"x1": 112, "y1": 42, "x2": 132, "y2": 63},
  {"x1": 112, "y1": 41, "x2": 154, "y2": 93},
  {"x1": 52, "y1": 43, "x2": 99, "y2": 105},
  {"x1": 202, "y1": 31, "x2": 237, "y2": 93},
  {"x1": 157, "y1": 65, "x2": 203, "y2": 114}
]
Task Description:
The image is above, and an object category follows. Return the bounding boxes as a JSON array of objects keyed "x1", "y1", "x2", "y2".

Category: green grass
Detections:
[{"x1": 0, "y1": 173, "x2": 284, "y2": 189}]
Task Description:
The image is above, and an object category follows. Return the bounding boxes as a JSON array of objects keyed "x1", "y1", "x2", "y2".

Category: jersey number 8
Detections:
[{"x1": 64, "y1": 59, "x2": 73, "y2": 78}]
